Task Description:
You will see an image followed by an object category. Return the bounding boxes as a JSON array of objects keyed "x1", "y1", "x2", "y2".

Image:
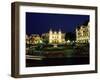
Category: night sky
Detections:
[{"x1": 26, "y1": 12, "x2": 89, "y2": 35}]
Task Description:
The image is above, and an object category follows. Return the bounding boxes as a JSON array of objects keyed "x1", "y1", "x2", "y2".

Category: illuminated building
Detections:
[
  {"x1": 48, "y1": 29, "x2": 65, "y2": 44},
  {"x1": 26, "y1": 29, "x2": 65, "y2": 45},
  {"x1": 26, "y1": 34, "x2": 42, "y2": 44},
  {"x1": 31, "y1": 34, "x2": 42, "y2": 44},
  {"x1": 76, "y1": 21, "x2": 90, "y2": 43}
]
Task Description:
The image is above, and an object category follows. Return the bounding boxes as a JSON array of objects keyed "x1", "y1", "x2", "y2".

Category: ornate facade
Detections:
[
  {"x1": 26, "y1": 29, "x2": 65, "y2": 45},
  {"x1": 76, "y1": 22, "x2": 90, "y2": 43},
  {"x1": 49, "y1": 29, "x2": 65, "y2": 44},
  {"x1": 26, "y1": 34, "x2": 42, "y2": 44}
]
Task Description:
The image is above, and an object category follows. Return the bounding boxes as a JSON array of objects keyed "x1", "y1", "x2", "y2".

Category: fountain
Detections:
[{"x1": 53, "y1": 44, "x2": 58, "y2": 48}]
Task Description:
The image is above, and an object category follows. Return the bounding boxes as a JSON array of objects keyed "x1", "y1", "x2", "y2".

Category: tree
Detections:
[{"x1": 43, "y1": 39, "x2": 49, "y2": 45}]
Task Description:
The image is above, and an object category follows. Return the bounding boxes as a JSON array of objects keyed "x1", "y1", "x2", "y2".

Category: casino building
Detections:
[
  {"x1": 48, "y1": 29, "x2": 65, "y2": 44},
  {"x1": 26, "y1": 29, "x2": 65, "y2": 45}
]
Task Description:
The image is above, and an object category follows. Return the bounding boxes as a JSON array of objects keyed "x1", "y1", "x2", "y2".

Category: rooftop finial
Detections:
[
  {"x1": 50, "y1": 28, "x2": 52, "y2": 31},
  {"x1": 59, "y1": 29, "x2": 61, "y2": 32}
]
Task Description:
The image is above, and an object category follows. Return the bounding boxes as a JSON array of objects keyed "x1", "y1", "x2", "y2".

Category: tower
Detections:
[
  {"x1": 49, "y1": 29, "x2": 52, "y2": 43},
  {"x1": 58, "y1": 29, "x2": 61, "y2": 43}
]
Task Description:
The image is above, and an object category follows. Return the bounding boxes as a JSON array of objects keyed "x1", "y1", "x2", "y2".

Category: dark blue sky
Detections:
[{"x1": 26, "y1": 12, "x2": 89, "y2": 35}]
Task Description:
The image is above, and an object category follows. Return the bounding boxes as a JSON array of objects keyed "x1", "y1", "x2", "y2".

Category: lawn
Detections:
[{"x1": 26, "y1": 43, "x2": 89, "y2": 58}]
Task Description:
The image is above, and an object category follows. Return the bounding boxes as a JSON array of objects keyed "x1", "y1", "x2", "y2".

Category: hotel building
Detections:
[{"x1": 76, "y1": 21, "x2": 90, "y2": 43}]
